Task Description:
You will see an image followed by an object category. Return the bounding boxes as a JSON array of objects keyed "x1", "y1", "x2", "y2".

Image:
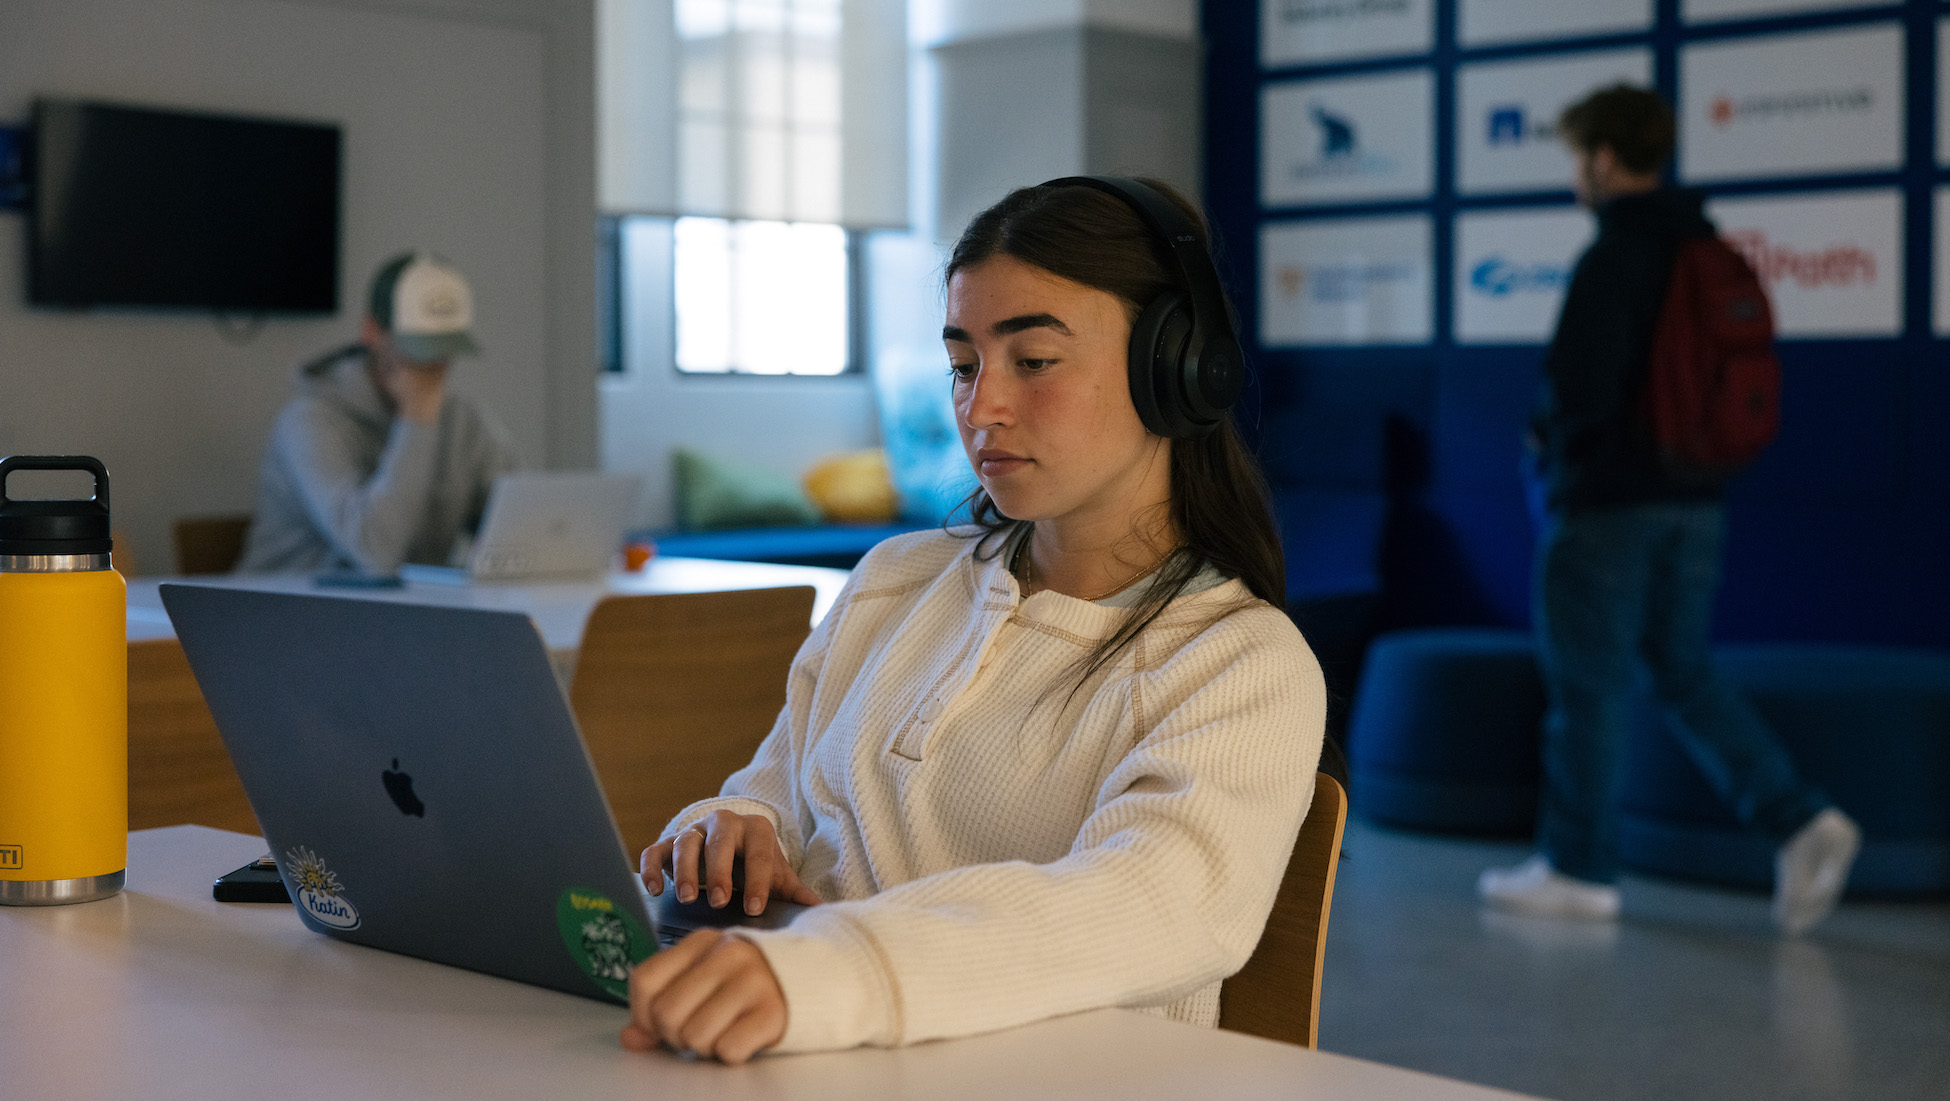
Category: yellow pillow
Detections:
[{"x1": 802, "y1": 449, "x2": 900, "y2": 523}]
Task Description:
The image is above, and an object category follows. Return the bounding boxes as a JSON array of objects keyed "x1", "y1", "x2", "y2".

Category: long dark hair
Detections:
[{"x1": 945, "y1": 178, "x2": 1286, "y2": 688}]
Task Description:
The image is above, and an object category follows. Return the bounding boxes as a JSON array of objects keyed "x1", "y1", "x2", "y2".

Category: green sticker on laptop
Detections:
[{"x1": 556, "y1": 887, "x2": 656, "y2": 1001}]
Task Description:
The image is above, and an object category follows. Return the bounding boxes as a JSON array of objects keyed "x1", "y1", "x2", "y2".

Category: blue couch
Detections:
[
  {"x1": 1344, "y1": 629, "x2": 1950, "y2": 897},
  {"x1": 1620, "y1": 644, "x2": 1950, "y2": 897},
  {"x1": 636, "y1": 522, "x2": 928, "y2": 571}
]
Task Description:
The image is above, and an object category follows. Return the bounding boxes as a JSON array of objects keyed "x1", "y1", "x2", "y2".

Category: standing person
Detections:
[
  {"x1": 1479, "y1": 86, "x2": 1859, "y2": 933},
  {"x1": 236, "y1": 252, "x2": 518, "y2": 575},
  {"x1": 618, "y1": 177, "x2": 1327, "y2": 1064}
]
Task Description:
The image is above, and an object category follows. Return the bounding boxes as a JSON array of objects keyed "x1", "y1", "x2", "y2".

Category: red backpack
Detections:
[{"x1": 1639, "y1": 235, "x2": 1781, "y2": 483}]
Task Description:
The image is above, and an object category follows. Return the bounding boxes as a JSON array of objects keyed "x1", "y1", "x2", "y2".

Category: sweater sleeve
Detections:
[
  {"x1": 272, "y1": 397, "x2": 441, "y2": 575},
  {"x1": 738, "y1": 615, "x2": 1326, "y2": 1053},
  {"x1": 457, "y1": 400, "x2": 521, "y2": 535}
]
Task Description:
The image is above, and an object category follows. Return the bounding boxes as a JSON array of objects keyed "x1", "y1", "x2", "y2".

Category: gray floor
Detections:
[{"x1": 1317, "y1": 817, "x2": 1950, "y2": 1101}]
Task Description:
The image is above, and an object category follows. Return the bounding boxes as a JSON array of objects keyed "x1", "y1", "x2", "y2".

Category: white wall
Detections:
[
  {"x1": 931, "y1": 26, "x2": 1203, "y2": 247},
  {"x1": 0, "y1": 0, "x2": 595, "y2": 573},
  {"x1": 912, "y1": 0, "x2": 1196, "y2": 47}
]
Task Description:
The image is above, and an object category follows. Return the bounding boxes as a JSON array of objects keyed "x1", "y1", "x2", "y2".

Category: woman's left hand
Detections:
[{"x1": 620, "y1": 929, "x2": 787, "y2": 1065}]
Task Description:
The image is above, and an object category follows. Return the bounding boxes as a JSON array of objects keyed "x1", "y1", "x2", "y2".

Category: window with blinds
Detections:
[
  {"x1": 599, "y1": 0, "x2": 905, "y2": 376},
  {"x1": 676, "y1": 0, "x2": 841, "y2": 223}
]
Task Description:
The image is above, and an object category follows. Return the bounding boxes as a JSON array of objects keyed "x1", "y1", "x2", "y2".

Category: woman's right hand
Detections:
[{"x1": 640, "y1": 809, "x2": 822, "y2": 916}]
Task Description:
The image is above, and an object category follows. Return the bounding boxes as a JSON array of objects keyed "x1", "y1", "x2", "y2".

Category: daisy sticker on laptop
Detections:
[{"x1": 285, "y1": 845, "x2": 362, "y2": 930}]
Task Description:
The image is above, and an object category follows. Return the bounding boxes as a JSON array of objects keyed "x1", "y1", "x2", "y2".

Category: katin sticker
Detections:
[
  {"x1": 284, "y1": 845, "x2": 362, "y2": 930},
  {"x1": 556, "y1": 887, "x2": 655, "y2": 1001}
]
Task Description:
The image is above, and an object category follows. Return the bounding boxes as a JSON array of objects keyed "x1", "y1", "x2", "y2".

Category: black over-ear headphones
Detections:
[{"x1": 1039, "y1": 176, "x2": 1246, "y2": 439}]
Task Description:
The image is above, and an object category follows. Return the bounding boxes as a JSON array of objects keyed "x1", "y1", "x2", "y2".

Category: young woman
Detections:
[{"x1": 621, "y1": 179, "x2": 1326, "y2": 1064}]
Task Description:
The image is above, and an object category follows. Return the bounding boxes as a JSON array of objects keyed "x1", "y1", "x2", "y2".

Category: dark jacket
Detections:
[{"x1": 1532, "y1": 188, "x2": 1724, "y2": 511}]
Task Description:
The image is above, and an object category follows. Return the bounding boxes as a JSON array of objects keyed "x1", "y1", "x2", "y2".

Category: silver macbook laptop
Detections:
[
  {"x1": 403, "y1": 471, "x2": 640, "y2": 585},
  {"x1": 160, "y1": 583, "x2": 803, "y2": 1004}
]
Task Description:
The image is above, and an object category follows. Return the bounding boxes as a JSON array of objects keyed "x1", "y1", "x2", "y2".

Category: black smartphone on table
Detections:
[{"x1": 213, "y1": 855, "x2": 291, "y2": 903}]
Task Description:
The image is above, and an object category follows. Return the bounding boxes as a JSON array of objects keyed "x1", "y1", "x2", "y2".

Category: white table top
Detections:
[
  {"x1": 125, "y1": 557, "x2": 852, "y2": 650},
  {"x1": 0, "y1": 826, "x2": 1542, "y2": 1101}
]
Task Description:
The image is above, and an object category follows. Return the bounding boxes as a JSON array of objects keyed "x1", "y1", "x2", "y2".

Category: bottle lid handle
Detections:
[{"x1": 0, "y1": 455, "x2": 111, "y2": 516}]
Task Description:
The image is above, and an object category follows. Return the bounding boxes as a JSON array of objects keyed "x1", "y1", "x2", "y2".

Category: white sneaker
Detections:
[
  {"x1": 1773, "y1": 808, "x2": 1861, "y2": 936},
  {"x1": 1478, "y1": 855, "x2": 1621, "y2": 921}
]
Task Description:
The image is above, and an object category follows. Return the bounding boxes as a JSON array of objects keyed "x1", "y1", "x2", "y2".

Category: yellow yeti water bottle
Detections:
[{"x1": 0, "y1": 455, "x2": 126, "y2": 905}]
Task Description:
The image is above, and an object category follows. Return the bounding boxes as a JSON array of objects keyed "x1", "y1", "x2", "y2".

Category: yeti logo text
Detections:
[{"x1": 0, "y1": 844, "x2": 21, "y2": 870}]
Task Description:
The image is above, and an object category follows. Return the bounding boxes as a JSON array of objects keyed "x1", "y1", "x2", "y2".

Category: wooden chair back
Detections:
[
  {"x1": 127, "y1": 638, "x2": 260, "y2": 834},
  {"x1": 1218, "y1": 771, "x2": 1349, "y2": 1049},
  {"x1": 568, "y1": 587, "x2": 816, "y2": 859},
  {"x1": 171, "y1": 514, "x2": 252, "y2": 575}
]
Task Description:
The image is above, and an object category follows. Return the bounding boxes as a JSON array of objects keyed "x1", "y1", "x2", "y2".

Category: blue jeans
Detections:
[{"x1": 1532, "y1": 503, "x2": 1827, "y2": 884}]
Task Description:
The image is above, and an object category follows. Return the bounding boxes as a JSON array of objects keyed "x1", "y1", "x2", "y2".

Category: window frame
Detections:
[{"x1": 601, "y1": 213, "x2": 870, "y2": 379}]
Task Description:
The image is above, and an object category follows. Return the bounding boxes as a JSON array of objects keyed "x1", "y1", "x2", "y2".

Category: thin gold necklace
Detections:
[{"x1": 1012, "y1": 529, "x2": 1177, "y2": 603}]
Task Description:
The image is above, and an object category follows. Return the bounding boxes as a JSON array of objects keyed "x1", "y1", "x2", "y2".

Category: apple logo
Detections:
[{"x1": 381, "y1": 758, "x2": 426, "y2": 817}]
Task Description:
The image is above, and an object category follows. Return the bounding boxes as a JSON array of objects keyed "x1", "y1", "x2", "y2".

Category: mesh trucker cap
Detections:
[{"x1": 368, "y1": 251, "x2": 482, "y2": 362}]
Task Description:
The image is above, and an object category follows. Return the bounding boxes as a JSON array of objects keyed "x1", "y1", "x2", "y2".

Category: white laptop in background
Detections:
[{"x1": 400, "y1": 471, "x2": 640, "y2": 584}]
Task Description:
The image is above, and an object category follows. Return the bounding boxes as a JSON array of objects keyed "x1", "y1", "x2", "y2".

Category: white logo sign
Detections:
[
  {"x1": 1261, "y1": 215, "x2": 1432, "y2": 347},
  {"x1": 1679, "y1": 24, "x2": 1904, "y2": 184},
  {"x1": 1262, "y1": 69, "x2": 1434, "y2": 206},
  {"x1": 1930, "y1": 188, "x2": 1950, "y2": 336},
  {"x1": 1453, "y1": 207, "x2": 1594, "y2": 345},
  {"x1": 1706, "y1": 189, "x2": 1902, "y2": 339},
  {"x1": 1683, "y1": 0, "x2": 1886, "y2": 24},
  {"x1": 1260, "y1": 0, "x2": 1434, "y2": 67},
  {"x1": 1459, "y1": 0, "x2": 1652, "y2": 48},
  {"x1": 1457, "y1": 48, "x2": 1653, "y2": 195},
  {"x1": 1936, "y1": 19, "x2": 1950, "y2": 167}
]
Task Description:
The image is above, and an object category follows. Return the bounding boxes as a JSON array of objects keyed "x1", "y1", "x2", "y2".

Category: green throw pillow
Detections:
[{"x1": 673, "y1": 448, "x2": 820, "y2": 532}]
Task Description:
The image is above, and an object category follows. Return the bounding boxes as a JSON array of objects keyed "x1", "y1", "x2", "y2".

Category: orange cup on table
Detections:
[{"x1": 622, "y1": 540, "x2": 656, "y2": 572}]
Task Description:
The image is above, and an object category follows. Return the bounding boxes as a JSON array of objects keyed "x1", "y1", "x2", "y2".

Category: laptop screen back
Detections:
[
  {"x1": 469, "y1": 472, "x2": 640, "y2": 581},
  {"x1": 160, "y1": 584, "x2": 658, "y2": 1002}
]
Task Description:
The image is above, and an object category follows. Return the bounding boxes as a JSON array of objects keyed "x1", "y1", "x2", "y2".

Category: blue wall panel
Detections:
[{"x1": 1206, "y1": 0, "x2": 1950, "y2": 649}]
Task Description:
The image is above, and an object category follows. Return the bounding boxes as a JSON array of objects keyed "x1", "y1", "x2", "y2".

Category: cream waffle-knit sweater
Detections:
[{"x1": 658, "y1": 528, "x2": 1325, "y2": 1054}]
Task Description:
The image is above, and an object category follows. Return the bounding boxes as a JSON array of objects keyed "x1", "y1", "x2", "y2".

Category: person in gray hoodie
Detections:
[{"x1": 236, "y1": 252, "x2": 518, "y2": 575}]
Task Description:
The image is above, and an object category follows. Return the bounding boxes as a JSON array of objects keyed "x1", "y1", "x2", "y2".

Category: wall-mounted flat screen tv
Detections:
[{"x1": 28, "y1": 98, "x2": 341, "y2": 312}]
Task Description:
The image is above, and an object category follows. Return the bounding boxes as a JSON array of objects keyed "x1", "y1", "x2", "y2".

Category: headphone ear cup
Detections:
[
  {"x1": 1127, "y1": 291, "x2": 1196, "y2": 438},
  {"x1": 1182, "y1": 336, "x2": 1245, "y2": 431}
]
